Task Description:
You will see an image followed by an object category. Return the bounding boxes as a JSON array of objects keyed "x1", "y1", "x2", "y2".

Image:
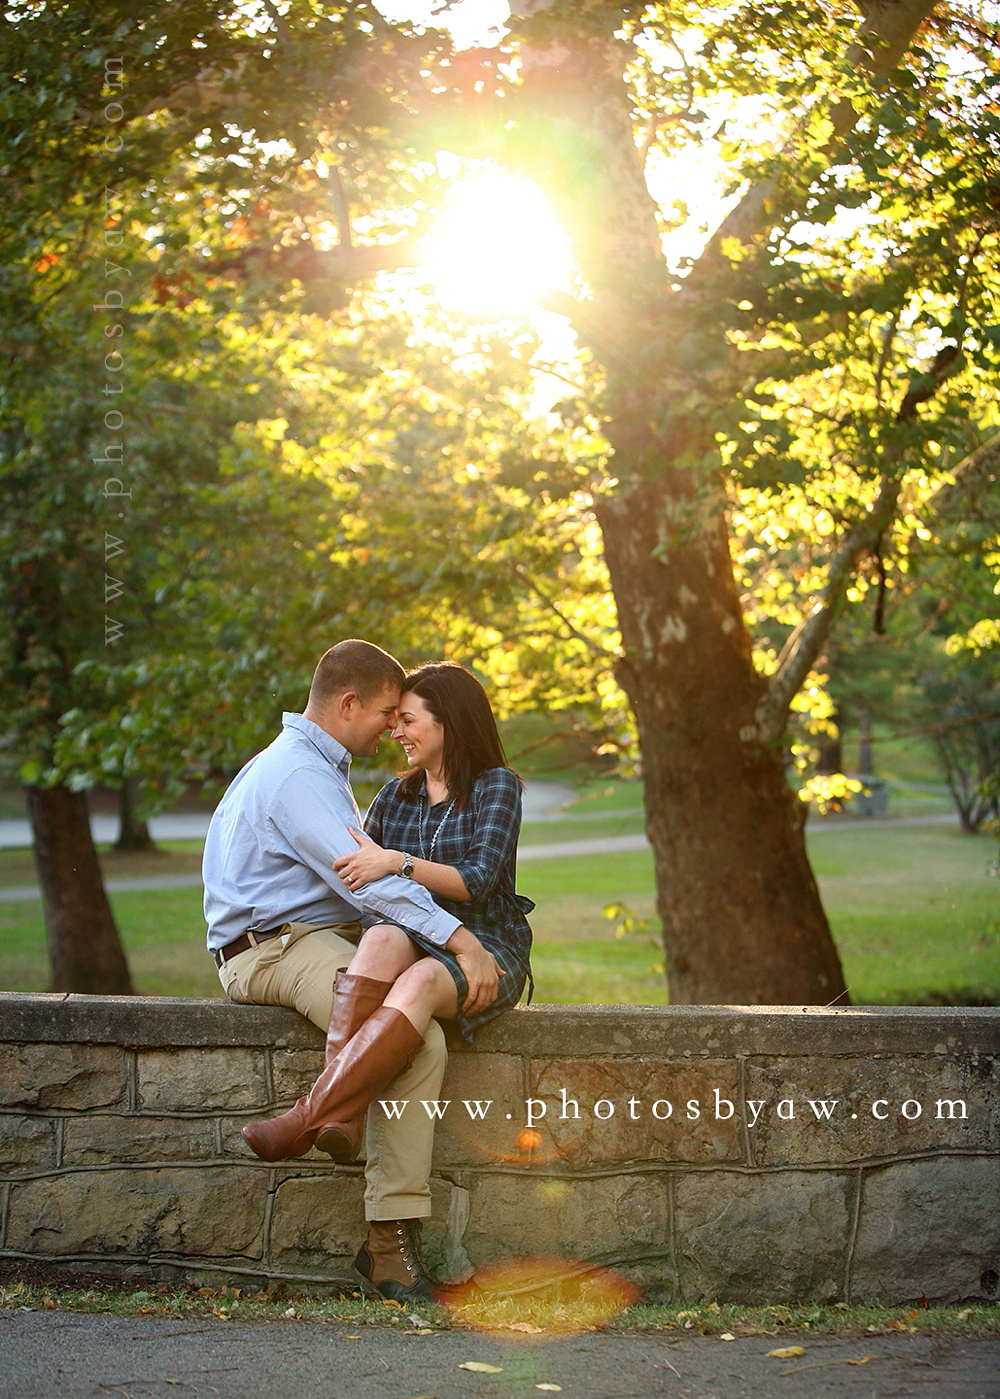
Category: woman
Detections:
[{"x1": 336, "y1": 661, "x2": 534, "y2": 1044}]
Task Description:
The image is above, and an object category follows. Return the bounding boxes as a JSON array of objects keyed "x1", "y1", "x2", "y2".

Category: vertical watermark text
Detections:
[{"x1": 96, "y1": 56, "x2": 129, "y2": 646}]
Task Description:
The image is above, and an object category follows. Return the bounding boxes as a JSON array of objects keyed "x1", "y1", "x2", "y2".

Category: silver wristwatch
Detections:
[{"x1": 399, "y1": 853, "x2": 414, "y2": 878}]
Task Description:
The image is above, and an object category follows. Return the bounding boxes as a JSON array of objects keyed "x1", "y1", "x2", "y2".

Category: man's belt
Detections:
[{"x1": 214, "y1": 925, "x2": 286, "y2": 967}]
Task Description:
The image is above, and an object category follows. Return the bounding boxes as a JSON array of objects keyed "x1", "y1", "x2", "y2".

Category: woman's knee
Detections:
[
  {"x1": 394, "y1": 957, "x2": 457, "y2": 1013},
  {"x1": 351, "y1": 923, "x2": 416, "y2": 978}
]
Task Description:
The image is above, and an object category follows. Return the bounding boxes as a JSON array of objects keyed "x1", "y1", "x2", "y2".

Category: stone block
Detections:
[
  {"x1": 528, "y1": 1059, "x2": 742, "y2": 1167},
  {"x1": 0, "y1": 1115, "x2": 59, "y2": 1173},
  {"x1": 63, "y1": 1115, "x2": 218, "y2": 1166},
  {"x1": 137, "y1": 1048, "x2": 268, "y2": 1112},
  {"x1": 675, "y1": 1170, "x2": 851, "y2": 1302},
  {"x1": 430, "y1": 1053, "x2": 526, "y2": 1167},
  {"x1": 6, "y1": 1167, "x2": 266, "y2": 1259},
  {"x1": 851, "y1": 1157, "x2": 1000, "y2": 1304},
  {"x1": 271, "y1": 1048, "x2": 324, "y2": 1103},
  {"x1": 745, "y1": 1054, "x2": 998, "y2": 1165},
  {"x1": 0, "y1": 993, "x2": 319, "y2": 1050},
  {"x1": 0, "y1": 1045, "x2": 125, "y2": 1110},
  {"x1": 466, "y1": 1003, "x2": 1000, "y2": 1060},
  {"x1": 463, "y1": 1169, "x2": 670, "y2": 1267},
  {"x1": 4, "y1": 995, "x2": 997, "y2": 1059},
  {"x1": 268, "y1": 1173, "x2": 367, "y2": 1269}
]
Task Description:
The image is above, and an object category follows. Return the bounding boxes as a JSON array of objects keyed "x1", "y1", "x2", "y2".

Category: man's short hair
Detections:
[{"x1": 308, "y1": 639, "x2": 405, "y2": 708}]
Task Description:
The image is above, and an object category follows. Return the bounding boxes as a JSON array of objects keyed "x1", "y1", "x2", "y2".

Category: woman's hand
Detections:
[
  {"x1": 447, "y1": 926, "x2": 503, "y2": 1016},
  {"x1": 333, "y1": 827, "x2": 401, "y2": 892}
]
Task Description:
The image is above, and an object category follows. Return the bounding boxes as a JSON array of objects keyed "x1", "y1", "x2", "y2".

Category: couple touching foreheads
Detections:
[{"x1": 202, "y1": 640, "x2": 534, "y2": 1303}]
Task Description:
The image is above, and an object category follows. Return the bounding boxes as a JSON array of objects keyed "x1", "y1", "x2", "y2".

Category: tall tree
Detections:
[{"x1": 483, "y1": 0, "x2": 997, "y2": 1001}]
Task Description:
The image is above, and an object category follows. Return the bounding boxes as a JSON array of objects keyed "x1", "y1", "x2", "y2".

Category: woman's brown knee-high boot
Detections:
[
  {"x1": 314, "y1": 968, "x2": 393, "y2": 1161},
  {"x1": 242, "y1": 1007, "x2": 422, "y2": 1163}
]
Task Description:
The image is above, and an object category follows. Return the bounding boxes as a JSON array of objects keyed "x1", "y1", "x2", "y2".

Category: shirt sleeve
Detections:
[
  {"x1": 268, "y1": 766, "x2": 462, "y2": 947},
  {"x1": 450, "y1": 768, "x2": 523, "y2": 903}
]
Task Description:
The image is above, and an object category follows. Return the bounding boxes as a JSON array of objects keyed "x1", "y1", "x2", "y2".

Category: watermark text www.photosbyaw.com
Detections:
[
  {"x1": 374, "y1": 1089, "x2": 971, "y2": 1126},
  {"x1": 95, "y1": 56, "x2": 129, "y2": 646}
]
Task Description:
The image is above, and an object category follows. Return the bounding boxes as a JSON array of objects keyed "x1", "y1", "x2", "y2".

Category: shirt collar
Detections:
[{"x1": 281, "y1": 712, "x2": 351, "y2": 777}]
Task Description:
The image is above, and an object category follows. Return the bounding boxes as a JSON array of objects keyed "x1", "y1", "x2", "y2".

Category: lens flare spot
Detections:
[
  {"x1": 518, "y1": 1127, "x2": 544, "y2": 1154},
  {"x1": 442, "y1": 1255, "x2": 641, "y2": 1338}
]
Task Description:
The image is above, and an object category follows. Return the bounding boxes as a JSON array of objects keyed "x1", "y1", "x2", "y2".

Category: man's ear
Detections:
[{"x1": 337, "y1": 690, "x2": 359, "y2": 718}]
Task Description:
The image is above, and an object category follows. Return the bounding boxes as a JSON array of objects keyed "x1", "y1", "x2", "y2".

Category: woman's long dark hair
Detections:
[{"x1": 396, "y1": 663, "x2": 516, "y2": 809}]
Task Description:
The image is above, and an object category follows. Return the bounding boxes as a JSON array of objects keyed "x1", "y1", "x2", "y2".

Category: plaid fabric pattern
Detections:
[{"x1": 364, "y1": 766, "x2": 534, "y2": 1040}]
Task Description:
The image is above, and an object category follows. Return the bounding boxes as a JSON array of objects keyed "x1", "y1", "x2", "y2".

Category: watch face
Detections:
[{"x1": 401, "y1": 854, "x2": 414, "y2": 877}]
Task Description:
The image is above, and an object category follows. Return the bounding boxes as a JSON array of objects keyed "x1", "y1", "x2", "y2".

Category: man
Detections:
[{"x1": 203, "y1": 639, "x2": 497, "y2": 1301}]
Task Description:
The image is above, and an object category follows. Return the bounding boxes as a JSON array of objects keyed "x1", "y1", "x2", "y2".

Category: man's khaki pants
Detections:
[{"x1": 218, "y1": 921, "x2": 446, "y2": 1221}]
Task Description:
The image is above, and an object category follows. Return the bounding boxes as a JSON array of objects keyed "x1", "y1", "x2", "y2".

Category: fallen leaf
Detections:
[
  {"x1": 767, "y1": 1346, "x2": 805, "y2": 1359},
  {"x1": 507, "y1": 1322, "x2": 543, "y2": 1334},
  {"x1": 536, "y1": 1386, "x2": 562, "y2": 1392},
  {"x1": 403, "y1": 1328, "x2": 439, "y2": 1335},
  {"x1": 460, "y1": 1362, "x2": 504, "y2": 1373},
  {"x1": 719, "y1": 1332, "x2": 736, "y2": 1341},
  {"x1": 779, "y1": 1355, "x2": 871, "y2": 1376}
]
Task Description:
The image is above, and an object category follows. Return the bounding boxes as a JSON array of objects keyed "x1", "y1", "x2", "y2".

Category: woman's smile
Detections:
[{"x1": 392, "y1": 691, "x2": 445, "y2": 776}]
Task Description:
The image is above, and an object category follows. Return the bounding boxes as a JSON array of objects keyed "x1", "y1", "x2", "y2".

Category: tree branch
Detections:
[
  {"x1": 755, "y1": 310, "x2": 969, "y2": 742},
  {"x1": 682, "y1": 0, "x2": 940, "y2": 300},
  {"x1": 754, "y1": 473, "x2": 903, "y2": 744},
  {"x1": 513, "y1": 563, "x2": 613, "y2": 659},
  {"x1": 922, "y1": 430, "x2": 1000, "y2": 525},
  {"x1": 203, "y1": 235, "x2": 424, "y2": 288}
]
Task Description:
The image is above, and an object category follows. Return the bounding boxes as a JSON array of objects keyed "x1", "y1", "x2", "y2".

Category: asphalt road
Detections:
[{"x1": 1, "y1": 1309, "x2": 999, "y2": 1399}]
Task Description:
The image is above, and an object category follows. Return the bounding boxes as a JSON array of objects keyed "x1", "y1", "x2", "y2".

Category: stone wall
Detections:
[{"x1": 1, "y1": 993, "x2": 997, "y2": 1304}]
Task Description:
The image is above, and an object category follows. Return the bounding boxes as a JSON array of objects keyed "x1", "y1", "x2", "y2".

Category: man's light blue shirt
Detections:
[{"x1": 202, "y1": 713, "x2": 462, "y2": 953}]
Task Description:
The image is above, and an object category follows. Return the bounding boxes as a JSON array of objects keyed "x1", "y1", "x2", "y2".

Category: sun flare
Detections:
[{"x1": 423, "y1": 170, "x2": 573, "y2": 319}]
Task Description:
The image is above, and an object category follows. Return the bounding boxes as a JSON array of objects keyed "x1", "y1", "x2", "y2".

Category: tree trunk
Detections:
[
  {"x1": 27, "y1": 784, "x2": 134, "y2": 994},
  {"x1": 597, "y1": 476, "x2": 849, "y2": 1004},
  {"x1": 115, "y1": 776, "x2": 156, "y2": 853}
]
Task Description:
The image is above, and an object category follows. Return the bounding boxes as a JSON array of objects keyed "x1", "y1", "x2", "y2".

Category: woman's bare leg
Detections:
[
  {"x1": 347, "y1": 924, "x2": 459, "y2": 1036},
  {"x1": 347, "y1": 923, "x2": 421, "y2": 982},
  {"x1": 383, "y1": 957, "x2": 459, "y2": 1037}
]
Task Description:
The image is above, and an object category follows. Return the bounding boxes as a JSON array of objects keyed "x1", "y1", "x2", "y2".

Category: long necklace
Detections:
[{"x1": 419, "y1": 789, "x2": 454, "y2": 861}]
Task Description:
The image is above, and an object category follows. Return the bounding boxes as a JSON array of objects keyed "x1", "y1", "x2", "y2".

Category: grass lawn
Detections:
[
  {"x1": 0, "y1": 823, "x2": 996, "y2": 1004},
  {"x1": 1, "y1": 1276, "x2": 997, "y2": 1338}
]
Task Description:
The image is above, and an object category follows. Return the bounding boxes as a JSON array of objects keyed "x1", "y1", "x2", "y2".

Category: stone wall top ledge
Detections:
[{"x1": 0, "y1": 993, "x2": 996, "y2": 1056}]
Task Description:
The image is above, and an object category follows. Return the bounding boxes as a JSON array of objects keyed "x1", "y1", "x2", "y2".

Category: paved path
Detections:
[
  {"x1": 1, "y1": 811, "x2": 967, "y2": 906},
  {"x1": 0, "y1": 1309, "x2": 997, "y2": 1399},
  {"x1": 0, "y1": 782, "x2": 579, "y2": 853}
]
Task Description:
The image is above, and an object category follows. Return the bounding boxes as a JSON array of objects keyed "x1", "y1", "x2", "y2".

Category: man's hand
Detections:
[
  {"x1": 333, "y1": 826, "x2": 399, "y2": 891},
  {"x1": 447, "y1": 926, "x2": 503, "y2": 1017}
]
